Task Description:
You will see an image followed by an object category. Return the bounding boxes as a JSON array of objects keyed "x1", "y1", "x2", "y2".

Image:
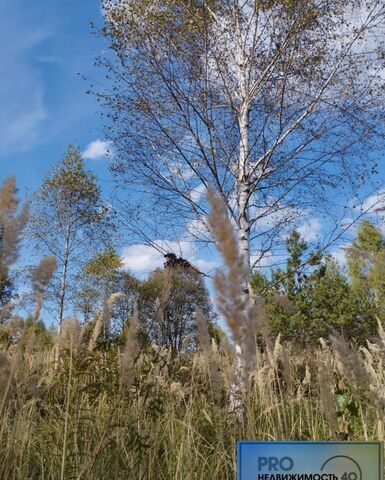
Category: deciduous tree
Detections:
[
  {"x1": 29, "y1": 146, "x2": 111, "y2": 326},
  {"x1": 98, "y1": 0, "x2": 385, "y2": 294},
  {"x1": 76, "y1": 246, "x2": 140, "y2": 335},
  {"x1": 139, "y1": 256, "x2": 215, "y2": 352}
]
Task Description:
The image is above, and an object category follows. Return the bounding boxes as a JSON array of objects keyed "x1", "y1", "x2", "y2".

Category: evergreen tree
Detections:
[{"x1": 251, "y1": 230, "x2": 375, "y2": 347}]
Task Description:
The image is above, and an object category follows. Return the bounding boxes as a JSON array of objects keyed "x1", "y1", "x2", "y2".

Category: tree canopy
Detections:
[
  {"x1": 251, "y1": 227, "x2": 378, "y2": 347},
  {"x1": 29, "y1": 145, "x2": 112, "y2": 325},
  {"x1": 98, "y1": 0, "x2": 385, "y2": 284}
]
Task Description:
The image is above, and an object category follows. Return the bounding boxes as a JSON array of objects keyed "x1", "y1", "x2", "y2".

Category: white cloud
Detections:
[
  {"x1": 121, "y1": 240, "x2": 195, "y2": 275},
  {"x1": 82, "y1": 139, "x2": 113, "y2": 160},
  {"x1": 122, "y1": 244, "x2": 163, "y2": 274},
  {"x1": 340, "y1": 216, "x2": 355, "y2": 228},
  {"x1": 186, "y1": 217, "x2": 211, "y2": 241},
  {"x1": 360, "y1": 190, "x2": 385, "y2": 215},
  {"x1": 251, "y1": 195, "x2": 322, "y2": 243},
  {"x1": 121, "y1": 239, "x2": 219, "y2": 277},
  {"x1": 297, "y1": 217, "x2": 322, "y2": 242},
  {"x1": 190, "y1": 183, "x2": 207, "y2": 203},
  {"x1": 0, "y1": 96, "x2": 47, "y2": 154},
  {"x1": 330, "y1": 246, "x2": 347, "y2": 267},
  {"x1": 251, "y1": 198, "x2": 303, "y2": 231},
  {"x1": 194, "y1": 258, "x2": 219, "y2": 273}
]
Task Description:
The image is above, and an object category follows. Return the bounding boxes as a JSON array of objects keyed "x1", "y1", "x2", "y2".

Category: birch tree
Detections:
[
  {"x1": 99, "y1": 0, "x2": 385, "y2": 289},
  {"x1": 75, "y1": 246, "x2": 140, "y2": 334},
  {"x1": 29, "y1": 146, "x2": 111, "y2": 326}
]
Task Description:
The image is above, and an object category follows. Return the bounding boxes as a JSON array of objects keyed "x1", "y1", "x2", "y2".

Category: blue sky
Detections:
[
  {"x1": 0, "y1": 0, "x2": 222, "y2": 284},
  {"x1": 2, "y1": 0, "x2": 385, "y2": 287},
  {"x1": 0, "y1": 0, "x2": 112, "y2": 198},
  {"x1": 2, "y1": 0, "x2": 385, "y2": 332}
]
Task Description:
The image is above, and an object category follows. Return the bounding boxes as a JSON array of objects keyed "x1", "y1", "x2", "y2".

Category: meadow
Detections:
[{"x1": 1, "y1": 185, "x2": 384, "y2": 480}]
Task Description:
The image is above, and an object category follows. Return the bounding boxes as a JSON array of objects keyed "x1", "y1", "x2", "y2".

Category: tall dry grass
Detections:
[
  {"x1": 0, "y1": 186, "x2": 385, "y2": 478},
  {"x1": 1, "y1": 328, "x2": 385, "y2": 479}
]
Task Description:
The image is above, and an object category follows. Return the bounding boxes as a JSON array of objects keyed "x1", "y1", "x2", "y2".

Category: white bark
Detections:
[
  {"x1": 55, "y1": 220, "x2": 71, "y2": 370},
  {"x1": 234, "y1": 5, "x2": 252, "y2": 288},
  {"x1": 102, "y1": 0, "x2": 385, "y2": 282},
  {"x1": 238, "y1": 106, "x2": 251, "y2": 285},
  {"x1": 58, "y1": 221, "x2": 71, "y2": 326}
]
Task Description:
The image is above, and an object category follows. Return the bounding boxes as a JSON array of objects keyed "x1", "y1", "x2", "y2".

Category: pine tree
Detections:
[{"x1": 251, "y1": 230, "x2": 375, "y2": 347}]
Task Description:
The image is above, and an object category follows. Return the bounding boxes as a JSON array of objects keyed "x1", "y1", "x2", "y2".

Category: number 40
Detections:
[{"x1": 341, "y1": 473, "x2": 357, "y2": 480}]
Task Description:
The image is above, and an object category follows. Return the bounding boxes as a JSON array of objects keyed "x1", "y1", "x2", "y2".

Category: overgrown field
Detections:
[
  {"x1": 2, "y1": 304, "x2": 385, "y2": 479},
  {"x1": 2, "y1": 179, "x2": 385, "y2": 479}
]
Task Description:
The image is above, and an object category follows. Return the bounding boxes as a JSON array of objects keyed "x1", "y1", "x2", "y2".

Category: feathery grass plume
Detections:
[
  {"x1": 208, "y1": 343, "x2": 227, "y2": 404},
  {"x1": 0, "y1": 310, "x2": 21, "y2": 352},
  {"x1": 303, "y1": 363, "x2": 311, "y2": 387},
  {"x1": 207, "y1": 187, "x2": 246, "y2": 349},
  {"x1": 207, "y1": 186, "x2": 267, "y2": 389},
  {"x1": 2, "y1": 317, "x2": 35, "y2": 405},
  {"x1": 360, "y1": 326, "x2": 385, "y2": 417},
  {"x1": 106, "y1": 292, "x2": 125, "y2": 335},
  {"x1": 88, "y1": 292, "x2": 125, "y2": 351},
  {"x1": 152, "y1": 267, "x2": 172, "y2": 332},
  {"x1": 318, "y1": 341, "x2": 337, "y2": 436},
  {"x1": 361, "y1": 343, "x2": 379, "y2": 387},
  {"x1": 170, "y1": 381, "x2": 185, "y2": 400},
  {"x1": 30, "y1": 255, "x2": 57, "y2": 321},
  {"x1": 258, "y1": 335, "x2": 282, "y2": 402},
  {"x1": 0, "y1": 302, "x2": 15, "y2": 325},
  {"x1": 242, "y1": 299, "x2": 266, "y2": 376},
  {"x1": 195, "y1": 306, "x2": 211, "y2": 353},
  {"x1": 280, "y1": 342, "x2": 294, "y2": 394},
  {"x1": 0, "y1": 176, "x2": 29, "y2": 292},
  {"x1": 88, "y1": 309, "x2": 105, "y2": 352},
  {"x1": 266, "y1": 333, "x2": 282, "y2": 370},
  {"x1": 329, "y1": 334, "x2": 368, "y2": 393},
  {"x1": 376, "y1": 318, "x2": 385, "y2": 347},
  {"x1": 0, "y1": 352, "x2": 14, "y2": 409},
  {"x1": 121, "y1": 302, "x2": 138, "y2": 392},
  {"x1": 189, "y1": 343, "x2": 224, "y2": 403},
  {"x1": 58, "y1": 317, "x2": 83, "y2": 351},
  {"x1": 4, "y1": 315, "x2": 24, "y2": 346}
]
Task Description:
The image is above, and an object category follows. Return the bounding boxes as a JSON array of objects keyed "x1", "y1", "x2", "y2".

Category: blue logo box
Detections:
[{"x1": 237, "y1": 441, "x2": 383, "y2": 480}]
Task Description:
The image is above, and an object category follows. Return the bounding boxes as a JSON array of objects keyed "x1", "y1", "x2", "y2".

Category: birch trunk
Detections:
[
  {"x1": 235, "y1": 5, "x2": 251, "y2": 287},
  {"x1": 232, "y1": 48, "x2": 253, "y2": 404},
  {"x1": 58, "y1": 250, "x2": 69, "y2": 326},
  {"x1": 54, "y1": 221, "x2": 71, "y2": 369},
  {"x1": 238, "y1": 105, "x2": 251, "y2": 288}
]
